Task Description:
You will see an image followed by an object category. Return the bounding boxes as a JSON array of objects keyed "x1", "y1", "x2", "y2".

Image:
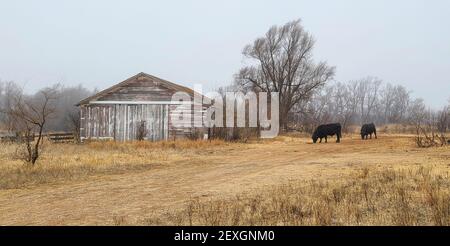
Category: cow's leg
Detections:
[
  {"x1": 374, "y1": 131, "x2": 377, "y2": 139},
  {"x1": 370, "y1": 133, "x2": 372, "y2": 139},
  {"x1": 325, "y1": 136, "x2": 328, "y2": 143},
  {"x1": 337, "y1": 133, "x2": 341, "y2": 143},
  {"x1": 319, "y1": 138, "x2": 322, "y2": 143}
]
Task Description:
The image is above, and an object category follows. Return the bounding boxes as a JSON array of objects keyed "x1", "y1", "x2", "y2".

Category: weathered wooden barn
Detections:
[{"x1": 77, "y1": 72, "x2": 206, "y2": 141}]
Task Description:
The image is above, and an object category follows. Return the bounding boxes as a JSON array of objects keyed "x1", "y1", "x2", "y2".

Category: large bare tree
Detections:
[{"x1": 236, "y1": 19, "x2": 335, "y2": 130}]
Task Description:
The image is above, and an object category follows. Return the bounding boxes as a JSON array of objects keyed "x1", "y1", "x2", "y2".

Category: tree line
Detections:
[
  {"x1": 0, "y1": 81, "x2": 94, "y2": 164},
  {"x1": 0, "y1": 81, "x2": 94, "y2": 133},
  {"x1": 290, "y1": 77, "x2": 449, "y2": 134}
]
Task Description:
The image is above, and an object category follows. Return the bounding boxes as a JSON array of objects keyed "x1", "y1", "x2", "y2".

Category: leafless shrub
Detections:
[
  {"x1": 407, "y1": 99, "x2": 447, "y2": 147},
  {"x1": 415, "y1": 126, "x2": 447, "y2": 148}
]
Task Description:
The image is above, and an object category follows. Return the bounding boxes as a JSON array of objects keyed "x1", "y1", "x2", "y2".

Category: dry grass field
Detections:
[{"x1": 0, "y1": 134, "x2": 449, "y2": 225}]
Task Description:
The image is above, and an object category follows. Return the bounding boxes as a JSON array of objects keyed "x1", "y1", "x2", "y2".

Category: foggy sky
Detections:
[{"x1": 0, "y1": 0, "x2": 449, "y2": 108}]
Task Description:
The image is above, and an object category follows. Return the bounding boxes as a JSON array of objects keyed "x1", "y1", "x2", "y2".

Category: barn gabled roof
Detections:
[{"x1": 77, "y1": 72, "x2": 202, "y2": 106}]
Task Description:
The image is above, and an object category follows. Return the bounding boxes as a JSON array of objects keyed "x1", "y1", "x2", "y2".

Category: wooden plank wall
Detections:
[
  {"x1": 79, "y1": 76, "x2": 206, "y2": 141},
  {"x1": 80, "y1": 104, "x2": 169, "y2": 141},
  {"x1": 168, "y1": 104, "x2": 208, "y2": 140},
  {"x1": 80, "y1": 105, "x2": 115, "y2": 140}
]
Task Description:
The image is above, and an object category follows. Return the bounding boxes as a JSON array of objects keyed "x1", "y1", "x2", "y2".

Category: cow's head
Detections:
[
  {"x1": 312, "y1": 132, "x2": 318, "y2": 143},
  {"x1": 360, "y1": 128, "x2": 367, "y2": 139}
]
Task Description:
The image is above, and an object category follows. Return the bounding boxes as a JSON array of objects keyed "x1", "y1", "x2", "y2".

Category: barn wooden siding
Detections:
[
  {"x1": 80, "y1": 104, "x2": 169, "y2": 141},
  {"x1": 78, "y1": 72, "x2": 208, "y2": 142},
  {"x1": 168, "y1": 103, "x2": 208, "y2": 139}
]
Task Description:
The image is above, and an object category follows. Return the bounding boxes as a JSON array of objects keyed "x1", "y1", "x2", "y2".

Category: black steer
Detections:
[
  {"x1": 361, "y1": 123, "x2": 377, "y2": 140},
  {"x1": 312, "y1": 123, "x2": 342, "y2": 143}
]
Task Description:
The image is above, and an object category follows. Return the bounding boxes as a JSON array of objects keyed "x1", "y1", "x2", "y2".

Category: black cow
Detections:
[
  {"x1": 361, "y1": 123, "x2": 377, "y2": 140},
  {"x1": 312, "y1": 123, "x2": 342, "y2": 143}
]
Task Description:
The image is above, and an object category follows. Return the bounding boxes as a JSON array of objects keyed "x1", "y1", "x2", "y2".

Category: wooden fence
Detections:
[
  {"x1": 0, "y1": 134, "x2": 35, "y2": 142},
  {"x1": 47, "y1": 133, "x2": 76, "y2": 143},
  {"x1": 0, "y1": 132, "x2": 76, "y2": 143}
]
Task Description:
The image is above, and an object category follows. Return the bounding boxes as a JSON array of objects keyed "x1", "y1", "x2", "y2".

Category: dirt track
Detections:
[{"x1": 0, "y1": 135, "x2": 449, "y2": 225}]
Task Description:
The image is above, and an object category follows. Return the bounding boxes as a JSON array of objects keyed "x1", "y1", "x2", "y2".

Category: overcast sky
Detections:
[{"x1": 0, "y1": 0, "x2": 449, "y2": 108}]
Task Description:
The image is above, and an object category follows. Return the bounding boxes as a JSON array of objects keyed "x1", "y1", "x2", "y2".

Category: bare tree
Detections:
[
  {"x1": 436, "y1": 106, "x2": 449, "y2": 134},
  {"x1": 67, "y1": 110, "x2": 81, "y2": 143},
  {"x1": 349, "y1": 77, "x2": 382, "y2": 124},
  {"x1": 1, "y1": 86, "x2": 59, "y2": 164},
  {"x1": 0, "y1": 81, "x2": 23, "y2": 132},
  {"x1": 236, "y1": 19, "x2": 335, "y2": 131},
  {"x1": 289, "y1": 85, "x2": 334, "y2": 133},
  {"x1": 408, "y1": 98, "x2": 427, "y2": 128},
  {"x1": 46, "y1": 84, "x2": 93, "y2": 132},
  {"x1": 334, "y1": 82, "x2": 358, "y2": 132},
  {"x1": 391, "y1": 85, "x2": 410, "y2": 124},
  {"x1": 379, "y1": 83, "x2": 396, "y2": 124}
]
